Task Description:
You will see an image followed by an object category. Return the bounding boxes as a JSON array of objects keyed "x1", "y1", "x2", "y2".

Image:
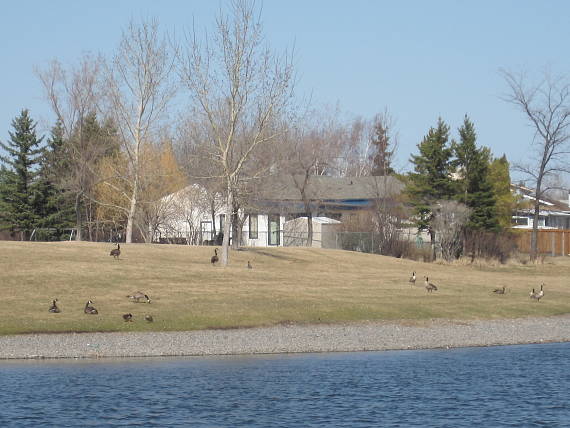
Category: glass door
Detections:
[{"x1": 268, "y1": 215, "x2": 280, "y2": 246}]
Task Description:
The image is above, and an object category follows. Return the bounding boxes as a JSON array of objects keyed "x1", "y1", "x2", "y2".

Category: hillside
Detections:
[{"x1": 0, "y1": 241, "x2": 568, "y2": 335}]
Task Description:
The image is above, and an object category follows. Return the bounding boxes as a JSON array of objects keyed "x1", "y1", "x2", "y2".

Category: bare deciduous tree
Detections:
[
  {"x1": 178, "y1": 0, "x2": 294, "y2": 265},
  {"x1": 274, "y1": 106, "x2": 347, "y2": 246},
  {"x1": 36, "y1": 55, "x2": 103, "y2": 139},
  {"x1": 431, "y1": 200, "x2": 471, "y2": 261},
  {"x1": 36, "y1": 55, "x2": 105, "y2": 240},
  {"x1": 105, "y1": 19, "x2": 175, "y2": 243},
  {"x1": 501, "y1": 69, "x2": 570, "y2": 261}
]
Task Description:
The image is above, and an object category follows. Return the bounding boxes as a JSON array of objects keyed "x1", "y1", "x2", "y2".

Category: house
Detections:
[
  {"x1": 155, "y1": 175, "x2": 404, "y2": 247},
  {"x1": 511, "y1": 183, "x2": 570, "y2": 230}
]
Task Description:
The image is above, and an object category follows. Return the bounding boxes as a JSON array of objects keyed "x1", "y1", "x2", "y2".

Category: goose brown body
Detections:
[
  {"x1": 84, "y1": 300, "x2": 98, "y2": 314},
  {"x1": 110, "y1": 243, "x2": 121, "y2": 259}
]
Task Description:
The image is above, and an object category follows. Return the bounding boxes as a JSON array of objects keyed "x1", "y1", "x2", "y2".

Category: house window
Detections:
[
  {"x1": 249, "y1": 214, "x2": 258, "y2": 239},
  {"x1": 219, "y1": 214, "x2": 225, "y2": 232},
  {"x1": 512, "y1": 216, "x2": 528, "y2": 226},
  {"x1": 268, "y1": 214, "x2": 280, "y2": 246}
]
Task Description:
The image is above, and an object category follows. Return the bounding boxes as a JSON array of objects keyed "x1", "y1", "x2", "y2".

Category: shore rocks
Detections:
[{"x1": 1, "y1": 315, "x2": 570, "y2": 360}]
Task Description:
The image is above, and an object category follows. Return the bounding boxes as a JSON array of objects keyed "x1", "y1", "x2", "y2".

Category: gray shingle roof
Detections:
[{"x1": 254, "y1": 175, "x2": 403, "y2": 201}]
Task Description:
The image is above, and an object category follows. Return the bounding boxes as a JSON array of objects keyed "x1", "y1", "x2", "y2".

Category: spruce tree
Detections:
[
  {"x1": 406, "y1": 118, "x2": 456, "y2": 242},
  {"x1": 0, "y1": 110, "x2": 44, "y2": 239},
  {"x1": 453, "y1": 116, "x2": 499, "y2": 231},
  {"x1": 488, "y1": 155, "x2": 515, "y2": 229},
  {"x1": 32, "y1": 121, "x2": 74, "y2": 239}
]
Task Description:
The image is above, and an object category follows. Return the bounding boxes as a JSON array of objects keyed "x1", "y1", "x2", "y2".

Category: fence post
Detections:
[{"x1": 551, "y1": 232, "x2": 555, "y2": 257}]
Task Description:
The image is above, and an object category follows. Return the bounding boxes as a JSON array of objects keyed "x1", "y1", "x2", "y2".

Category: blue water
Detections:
[{"x1": 1, "y1": 342, "x2": 569, "y2": 427}]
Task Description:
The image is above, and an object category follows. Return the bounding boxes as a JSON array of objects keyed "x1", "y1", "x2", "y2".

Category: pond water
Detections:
[{"x1": 1, "y1": 342, "x2": 569, "y2": 427}]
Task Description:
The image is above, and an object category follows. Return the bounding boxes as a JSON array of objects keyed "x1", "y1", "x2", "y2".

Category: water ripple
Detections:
[{"x1": 1, "y1": 342, "x2": 570, "y2": 427}]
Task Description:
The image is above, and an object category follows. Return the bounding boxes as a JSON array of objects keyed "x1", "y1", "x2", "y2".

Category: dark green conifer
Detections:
[
  {"x1": 406, "y1": 118, "x2": 456, "y2": 237},
  {"x1": 453, "y1": 116, "x2": 499, "y2": 231},
  {"x1": 0, "y1": 110, "x2": 44, "y2": 239}
]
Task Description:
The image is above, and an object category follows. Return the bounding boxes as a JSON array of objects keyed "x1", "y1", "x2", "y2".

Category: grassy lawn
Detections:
[{"x1": 0, "y1": 241, "x2": 568, "y2": 335}]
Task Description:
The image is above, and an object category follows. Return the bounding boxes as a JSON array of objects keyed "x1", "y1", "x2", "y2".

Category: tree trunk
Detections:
[
  {"x1": 125, "y1": 175, "x2": 139, "y2": 244},
  {"x1": 306, "y1": 212, "x2": 313, "y2": 247},
  {"x1": 429, "y1": 228, "x2": 436, "y2": 261},
  {"x1": 231, "y1": 198, "x2": 240, "y2": 250},
  {"x1": 75, "y1": 193, "x2": 82, "y2": 241},
  {"x1": 530, "y1": 200, "x2": 540, "y2": 262},
  {"x1": 221, "y1": 186, "x2": 232, "y2": 266}
]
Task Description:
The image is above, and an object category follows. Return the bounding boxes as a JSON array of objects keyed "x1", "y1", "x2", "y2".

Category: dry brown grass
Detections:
[{"x1": 0, "y1": 241, "x2": 568, "y2": 335}]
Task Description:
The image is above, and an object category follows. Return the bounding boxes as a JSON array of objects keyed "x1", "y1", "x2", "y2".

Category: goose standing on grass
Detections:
[
  {"x1": 529, "y1": 288, "x2": 537, "y2": 299},
  {"x1": 247, "y1": 261, "x2": 253, "y2": 269},
  {"x1": 122, "y1": 313, "x2": 133, "y2": 322},
  {"x1": 110, "y1": 243, "x2": 121, "y2": 259},
  {"x1": 533, "y1": 284, "x2": 545, "y2": 302},
  {"x1": 127, "y1": 291, "x2": 151, "y2": 303},
  {"x1": 424, "y1": 276, "x2": 438, "y2": 293},
  {"x1": 48, "y1": 299, "x2": 60, "y2": 313},
  {"x1": 84, "y1": 300, "x2": 98, "y2": 314},
  {"x1": 493, "y1": 286, "x2": 506, "y2": 295},
  {"x1": 211, "y1": 248, "x2": 219, "y2": 265},
  {"x1": 409, "y1": 272, "x2": 416, "y2": 286}
]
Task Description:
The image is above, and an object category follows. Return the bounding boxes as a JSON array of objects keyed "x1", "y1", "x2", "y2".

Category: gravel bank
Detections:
[{"x1": 1, "y1": 316, "x2": 570, "y2": 360}]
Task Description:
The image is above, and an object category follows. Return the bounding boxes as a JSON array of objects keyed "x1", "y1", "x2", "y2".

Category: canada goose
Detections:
[
  {"x1": 84, "y1": 300, "x2": 98, "y2": 315},
  {"x1": 247, "y1": 261, "x2": 253, "y2": 269},
  {"x1": 48, "y1": 299, "x2": 60, "y2": 313},
  {"x1": 110, "y1": 243, "x2": 121, "y2": 259},
  {"x1": 529, "y1": 288, "x2": 537, "y2": 299},
  {"x1": 533, "y1": 284, "x2": 544, "y2": 302},
  {"x1": 211, "y1": 248, "x2": 219, "y2": 265},
  {"x1": 493, "y1": 286, "x2": 506, "y2": 295},
  {"x1": 424, "y1": 276, "x2": 438, "y2": 292},
  {"x1": 409, "y1": 272, "x2": 416, "y2": 286},
  {"x1": 144, "y1": 315, "x2": 154, "y2": 322},
  {"x1": 122, "y1": 313, "x2": 133, "y2": 322},
  {"x1": 127, "y1": 291, "x2": 151, "y2": 303}
]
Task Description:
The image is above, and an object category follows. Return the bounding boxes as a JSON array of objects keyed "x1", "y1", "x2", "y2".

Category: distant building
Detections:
[
  {"x1": 155, "y1": 175, "x2": 404, "y2": 247},
  {"x1": 511, "y1": 183, "x2": 570, "y2": 230}
]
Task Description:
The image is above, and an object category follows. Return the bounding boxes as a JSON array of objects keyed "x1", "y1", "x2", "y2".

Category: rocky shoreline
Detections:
[{"x1": 1, "y1": 315, "x2": 569, "y2": 360}]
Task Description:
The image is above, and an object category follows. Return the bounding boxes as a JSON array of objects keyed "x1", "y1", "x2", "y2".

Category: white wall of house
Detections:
[
  {"x1": 241, "y1": 213, "x2": 285, "y2": 247},
  {"x1": 155, "y1": 185, "x2": 286, "y2": 247}
]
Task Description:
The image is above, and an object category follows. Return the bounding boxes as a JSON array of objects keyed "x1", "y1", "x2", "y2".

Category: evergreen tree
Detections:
[
  {"x1": 488, "y1": 155, "x2": 515, "y2": 229},
  {"x1": 453, "y1": 116, "x2": 499, "y2": 230},
  {"x1": 406, "y1": 118, "x2": 456, "y2": 243},
  {"x1": 32, "y1": 121, "x2": 74, "y2": 239},
  {"x1": 370, "y1": 118, "x2": 394, "y2": 176},
  {"x1": 0, "y1": 110, "x2": 44, "y2": 239}
]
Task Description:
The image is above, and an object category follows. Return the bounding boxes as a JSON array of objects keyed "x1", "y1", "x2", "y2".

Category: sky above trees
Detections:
[{"x1": 2, "y1": 0, "x2": 570, "y2": 174}]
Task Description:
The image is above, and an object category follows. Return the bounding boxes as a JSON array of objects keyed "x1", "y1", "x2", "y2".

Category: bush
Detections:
[{"x1": 462, "y1": 229, "x2": 518, "y2": 264}]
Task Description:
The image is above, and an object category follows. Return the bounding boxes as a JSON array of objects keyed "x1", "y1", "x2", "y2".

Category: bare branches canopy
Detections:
[
  {"x1": 177, "y1": 0, "x2": 295, "y2": 265},
  {"x1": 501, "y1": 69, "x2": 570, "y2": 260}
]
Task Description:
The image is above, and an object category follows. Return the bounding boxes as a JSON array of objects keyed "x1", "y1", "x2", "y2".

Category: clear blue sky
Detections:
[{"x1": 2, "y1": 0, "x2": 570, "y2": 173}]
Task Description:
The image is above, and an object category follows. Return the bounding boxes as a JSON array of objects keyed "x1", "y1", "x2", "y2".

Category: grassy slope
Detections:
[{"x1": 0, "y1": 241, "x2": 568, "y2": 335}]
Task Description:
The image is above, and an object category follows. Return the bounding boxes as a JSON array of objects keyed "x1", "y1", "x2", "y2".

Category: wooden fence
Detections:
[{"x1": 515, "y1": 229, "x2": 570, "y2": 256}]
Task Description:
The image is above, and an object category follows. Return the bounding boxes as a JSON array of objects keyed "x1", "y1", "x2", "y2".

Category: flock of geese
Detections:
[
  {"x1": 48, "y1": 245, "x2": 254, "y2": 322},
  {"x1": 408, "y1": 272, "x2": 438, "y2": 292},
  {"x1": 48, "y1": 294, "x2": 154, "y2": 322},
  {"x1": 408, "y1": 271, "x2": 546, "y2": 301}
]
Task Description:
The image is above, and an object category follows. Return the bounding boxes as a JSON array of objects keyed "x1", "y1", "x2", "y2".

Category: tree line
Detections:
[{"x1": 1, "y1": 0, "x2": 567, "y2": 263}]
